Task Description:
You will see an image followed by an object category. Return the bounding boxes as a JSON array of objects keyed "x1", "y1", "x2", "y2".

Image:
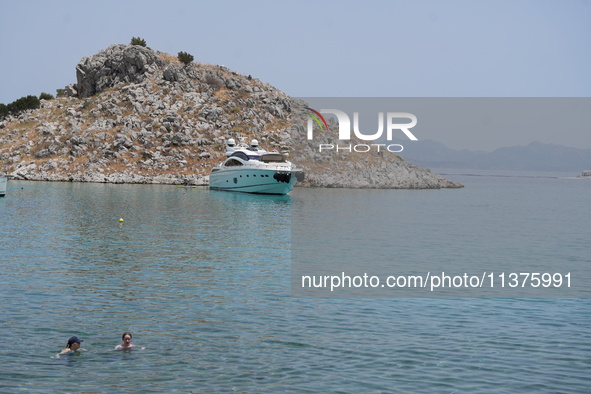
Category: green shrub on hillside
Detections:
[
  {"x1": 130, "y1": 37, "x2": 147, "y2": 47},
  {"x1": 178, "y1": 51, "x2": 194, "y2": 66},
  {"x1": 0, "y1": 94, "x2": 41, "y2": 118},
  {"x1": 39, "y1": 92, "x2": 55, "y2": 100},
  {"x1": 10, "y1": 95, "x2": 40, "y2": 112}
]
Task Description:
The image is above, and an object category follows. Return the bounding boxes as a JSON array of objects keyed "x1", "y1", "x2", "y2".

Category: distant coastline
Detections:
[{"x1": 396, "y1": 140, "x2": 591, "y2": 172}]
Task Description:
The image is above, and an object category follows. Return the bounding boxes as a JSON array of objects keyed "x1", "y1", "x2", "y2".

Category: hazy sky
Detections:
[{"x1": 1, "y1": 0, "x2": 590, "y2": 150}]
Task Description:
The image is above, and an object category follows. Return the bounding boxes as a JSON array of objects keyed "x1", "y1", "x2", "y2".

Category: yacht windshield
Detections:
[{"x1": 230, "y1": 151, "x2": 249, "y2": 161}]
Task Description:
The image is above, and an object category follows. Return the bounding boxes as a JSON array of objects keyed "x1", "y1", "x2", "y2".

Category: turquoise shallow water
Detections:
[{"x1": 0, "y1": 173, "x2": 589, "y2": 392}]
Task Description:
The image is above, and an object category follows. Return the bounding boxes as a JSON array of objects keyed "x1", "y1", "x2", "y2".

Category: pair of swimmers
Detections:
[{"x1": 58, "y1": 332, "x2": 138, "y2": 356}]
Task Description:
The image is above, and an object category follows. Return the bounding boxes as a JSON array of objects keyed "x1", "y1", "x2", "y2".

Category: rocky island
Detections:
[{"x1": 0, "y1": 43, "x2": 462, "y2": 189}]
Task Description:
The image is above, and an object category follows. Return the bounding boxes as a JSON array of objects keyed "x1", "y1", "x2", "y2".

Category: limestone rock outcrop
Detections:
[{"x1": 76, "y1": 44, "x2": 166, "y2": 97}]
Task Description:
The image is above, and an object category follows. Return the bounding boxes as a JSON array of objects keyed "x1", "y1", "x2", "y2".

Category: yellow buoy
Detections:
[{"x1": 119, "y1": 218, "x2": 124, "y2": 223}]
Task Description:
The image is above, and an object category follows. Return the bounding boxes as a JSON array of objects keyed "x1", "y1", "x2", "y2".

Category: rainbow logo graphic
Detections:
[{"x1": 305, "y1": 107, "x2": 329, "y2": 131}]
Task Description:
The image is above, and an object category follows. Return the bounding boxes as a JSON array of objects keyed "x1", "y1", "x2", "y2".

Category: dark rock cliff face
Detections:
[{"x1": 0, "y1": 44, "x2": 462, "y2": 189}]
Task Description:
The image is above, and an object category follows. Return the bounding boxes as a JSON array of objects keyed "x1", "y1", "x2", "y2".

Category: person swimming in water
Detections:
[
  {"x1": 115, "y1": 332, "x2": 136, "y2": 350},
  {"x1": 57, "y1": 336, "x2": 84, "y2": 356}
]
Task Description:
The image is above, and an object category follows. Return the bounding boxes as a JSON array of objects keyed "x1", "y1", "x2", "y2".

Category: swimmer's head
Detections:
[
  {"x1": 67, "y1": 336, "x2": 83, "y2": 349},
  {"x1": 122, "y1": 332, "x2": 132, "y2": 343}
]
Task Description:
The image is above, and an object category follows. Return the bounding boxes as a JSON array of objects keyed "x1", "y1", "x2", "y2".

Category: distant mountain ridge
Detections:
[{"x1": 396, "y1": 140, "x2": 591, "y2": 171}]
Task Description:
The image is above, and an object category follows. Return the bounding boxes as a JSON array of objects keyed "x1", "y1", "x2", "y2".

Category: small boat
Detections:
[
  {"x1": 579, "y1": 170, "x2": 591, "y2": 178},
  {"x1": 0, "y1": 175, "x2": 7, "y2": 197},
  {"x1": 209, "y1": 137, "x2": 304, "y2": 195}
]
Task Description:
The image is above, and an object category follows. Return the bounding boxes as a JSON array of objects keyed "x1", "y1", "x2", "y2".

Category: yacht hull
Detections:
[{"x1": 209, "y1": 168, "x2": 297, "y2": 195}]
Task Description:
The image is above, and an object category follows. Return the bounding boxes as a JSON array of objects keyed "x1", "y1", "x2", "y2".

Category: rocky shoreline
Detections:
[{"x1": 1, "y1": 44, "x2": 462, "y2": 189}]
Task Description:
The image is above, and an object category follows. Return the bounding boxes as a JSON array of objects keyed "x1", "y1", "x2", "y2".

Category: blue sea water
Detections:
[{"x1": 0, "y1": 172, "x2": 589, "y2": 392}]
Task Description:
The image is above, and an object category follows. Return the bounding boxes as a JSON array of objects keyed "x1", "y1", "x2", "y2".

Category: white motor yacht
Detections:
[{"x1": 209, "y1": 137, "x2": 304, "y2": 195}]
